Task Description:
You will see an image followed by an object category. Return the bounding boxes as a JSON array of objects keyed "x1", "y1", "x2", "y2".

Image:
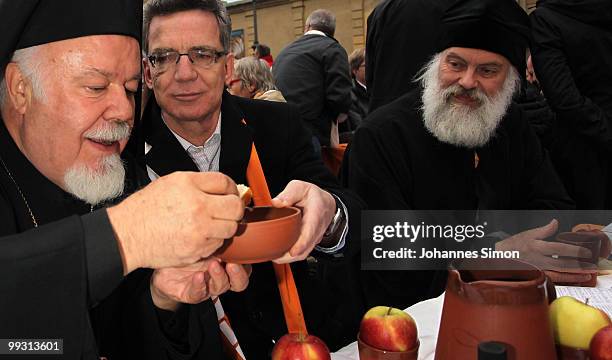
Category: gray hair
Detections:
[
  {"x1": 143, "y1": 0, "x2": 232, "y2": 54},
  {"x1": 231, "y1": 37, "x2": 245, "y2": 59},
  {"x1": 0, "y1": 46, "x2": 45, "y2": 106},
  {"x1": 306, "y1": 9, "x2": 336, "y2": 37},
  {"x1": 234, "y1": 57, "x2": 276, "y2": 93}
]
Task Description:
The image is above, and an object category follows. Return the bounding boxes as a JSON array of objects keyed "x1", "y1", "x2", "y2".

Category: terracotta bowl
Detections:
[
  {"x1": 214, "y1": 206, "x2": 301, "y2": 264},
  {"x1": 357, "y1": 335, "x2": 419, "y2": 360}
]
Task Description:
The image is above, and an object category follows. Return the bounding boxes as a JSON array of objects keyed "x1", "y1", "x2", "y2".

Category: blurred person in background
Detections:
[
  {"x1": 252, "y1": 43, "x2": 273, "y2": 67},
  {"x1": 340, "y1": 47, "x2": 368, "y2": 143},
  {"x1": 273, "y1": 9, "x2": 352, "y2": 154},
  {"x1": 231, "y1": 36, "x2": 245, "y2": 59},
  {"x1": 228, "y1": 56, "x2": 285, "y2": 102}
]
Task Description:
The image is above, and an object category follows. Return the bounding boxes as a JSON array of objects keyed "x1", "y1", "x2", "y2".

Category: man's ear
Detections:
[
  {"x1": 143, "y1": 57, "x2": 155, "y2": 90},
  {"x1": 4, "y1": 63, "x2": 31, "y2": 114},
  {"x1": 224, "y1": 53, "x2": 235, "y2": 84}
]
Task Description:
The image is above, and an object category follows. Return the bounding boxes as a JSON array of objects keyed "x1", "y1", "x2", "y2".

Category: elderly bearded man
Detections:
[
  {"x1": 0, "y1": 0, "x2": 252, "y2": 358},
  {"x1": 140, "y1": 0, "x2": 364, "y2": 357},
  {"x1": 344, "y1": 0, "x2": 575, "y2": 310}
]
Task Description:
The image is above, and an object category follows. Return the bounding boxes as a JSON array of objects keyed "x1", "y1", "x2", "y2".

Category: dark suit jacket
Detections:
[
  {"x1": 143, "y1": 91, "x2": 364, "y2": 359},
  {"x1": 273, "y1": 34, "x2": 352, "y2": 146}
]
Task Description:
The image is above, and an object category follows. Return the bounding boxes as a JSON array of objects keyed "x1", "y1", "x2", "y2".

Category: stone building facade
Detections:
[{"x1": 226, "y1": 0, "x2": 537, "y2": 58}]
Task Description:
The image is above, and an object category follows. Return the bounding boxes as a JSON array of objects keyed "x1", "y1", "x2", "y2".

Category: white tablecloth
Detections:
[{"x1": 331, "y1": 275, "x2": 612, "y2": 360}]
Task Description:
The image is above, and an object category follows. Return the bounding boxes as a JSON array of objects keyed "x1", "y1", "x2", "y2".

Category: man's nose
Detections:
[
  {"x1": 104, "y1": 84, "x2": 134, "y2": 123},
  {"x1": 457, "y1": 68, "x2": 478, "y2": 90},
  {"x1": 174, "y1": 55, "x2": 198, "y2": 81}
]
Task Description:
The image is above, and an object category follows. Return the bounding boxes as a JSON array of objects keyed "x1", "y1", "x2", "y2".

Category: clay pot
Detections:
[
  {"x1": 357, "y1": 335, "x2": 419, "y2": 360},
  {"x1": 215, "y1": 206, "x2": 301, "y2": 264},
  {"x1": 435, "y1": 258, "x2": 557, "y2": 360}
]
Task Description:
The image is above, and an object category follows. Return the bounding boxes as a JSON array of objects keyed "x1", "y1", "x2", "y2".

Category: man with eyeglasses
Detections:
[{"x1": 140, "y1": 0, "x2": 364, "y2": 358}]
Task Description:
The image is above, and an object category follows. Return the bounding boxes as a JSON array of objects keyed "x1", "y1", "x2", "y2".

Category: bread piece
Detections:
[{"x1": 237, "y1": 184, "x2": 252, "y2": 206}]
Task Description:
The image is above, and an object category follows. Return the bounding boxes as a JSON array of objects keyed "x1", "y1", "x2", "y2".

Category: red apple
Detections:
[
  {"x1": 359, "y1": 306, "x2": 418, "y2": 352},
  {"x1": 271, "y1": 333, "x2": 331, "y2": 360},
  {"x1": 590, "y1": 325, "x2": 612, "y2": 360}
]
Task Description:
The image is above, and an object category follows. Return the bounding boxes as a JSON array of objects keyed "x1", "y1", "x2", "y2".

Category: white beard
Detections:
[
  {"x1": 64, "y1": 154, "x2": 126, "y2": 206},
  {"x1": 419, "y1": 54, "x2": 520, "y2": 148},
  {"x1": 63, "y1": 122, "x2": 131, "y2": 205}
]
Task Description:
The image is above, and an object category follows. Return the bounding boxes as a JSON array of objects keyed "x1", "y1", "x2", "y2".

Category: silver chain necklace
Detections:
[
  {"x1": 0, "y1": 155, "x2": 93, "y2": 228},
  {"x1": 0, "y1": 155, "x2": 38, "y2": 227}
]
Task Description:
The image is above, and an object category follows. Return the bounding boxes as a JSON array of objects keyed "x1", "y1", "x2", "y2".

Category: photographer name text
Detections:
[{"x1": 372, "y1": 247, "x2": 520, "y2": 260}]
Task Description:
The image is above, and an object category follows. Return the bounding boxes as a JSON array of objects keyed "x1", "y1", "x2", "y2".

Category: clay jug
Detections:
[{"x1": 435, "y1": 258, "x2": 556, "y2": 360}]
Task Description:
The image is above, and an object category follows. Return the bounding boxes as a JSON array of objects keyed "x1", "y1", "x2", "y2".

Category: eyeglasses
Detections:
[{"x1": 147, "y1": 48, "x2": 228, "y2": 72}]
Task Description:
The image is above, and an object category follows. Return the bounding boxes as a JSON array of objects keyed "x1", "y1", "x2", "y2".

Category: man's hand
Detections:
[
  {"x1": 496, "y1": 219, "x2": 595, "y2": 272},
  {"x1": 107, "y1": 172, "x2": 244, "y2": 273},
  {"x1": 271, "y1": 180, "x2": 336, "y2": 263},
  {"x1": 150, "y1": 259, "x2": 252, "y2": 311}
]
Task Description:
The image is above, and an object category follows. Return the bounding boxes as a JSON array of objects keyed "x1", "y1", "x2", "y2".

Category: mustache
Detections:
[
  {"x1": 84, "y1": 121, "x2": 132, "y2": 142},
  {"x1": 442, "y1": 84, "x2": 488, "y2": 105}
]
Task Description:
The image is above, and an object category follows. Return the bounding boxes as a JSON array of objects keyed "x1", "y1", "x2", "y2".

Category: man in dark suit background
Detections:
[
  {"x1": 141, "y1": 0, "x2": 364, "y2": 358},
  {"x1": 272, "y1": 9, "x2": 352, "y2": 154}
]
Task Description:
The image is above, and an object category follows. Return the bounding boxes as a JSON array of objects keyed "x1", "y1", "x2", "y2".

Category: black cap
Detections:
[
  {"x1": 437, "y1": 0, "x2": 530, "y2": 77},
  {"x1": 1, "y1": 0, "x2": 142, "y2": 70},
  {"x1": 478, "y1": 341, "x2": 507, "y2": 360}
]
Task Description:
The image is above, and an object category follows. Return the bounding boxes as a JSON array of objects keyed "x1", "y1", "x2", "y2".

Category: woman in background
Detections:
[{"x1": 227, "y1": 57, "x2": 286, "y2": 102}]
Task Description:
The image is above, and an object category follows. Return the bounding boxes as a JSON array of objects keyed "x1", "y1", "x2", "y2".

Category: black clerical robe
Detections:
[
  {"x1": 0, "y1": 119, "x2": 225, "y2": 359},
  {"x1": 344, "y1": 89, "x2": 575, "y2": 309}
]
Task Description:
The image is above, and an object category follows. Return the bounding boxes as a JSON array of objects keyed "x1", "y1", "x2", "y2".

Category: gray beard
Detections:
[
  {"x1": 63, "y1": 121, "x2": 131, "y2": 206},
  {"x1": 64, "y1": 154, "x2": 126, "y2": 206},
  {"x1": 419, "y1": 54, "x2": 520, "y2": 148}
]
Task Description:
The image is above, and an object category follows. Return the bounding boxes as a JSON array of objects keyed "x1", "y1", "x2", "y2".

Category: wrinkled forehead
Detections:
[
  {"x1": 443, "y1": 47, "x2": 510, "y2": 67},
  {"x1": 39, "y1": 35, "x2": 141, "y2": 77}
]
